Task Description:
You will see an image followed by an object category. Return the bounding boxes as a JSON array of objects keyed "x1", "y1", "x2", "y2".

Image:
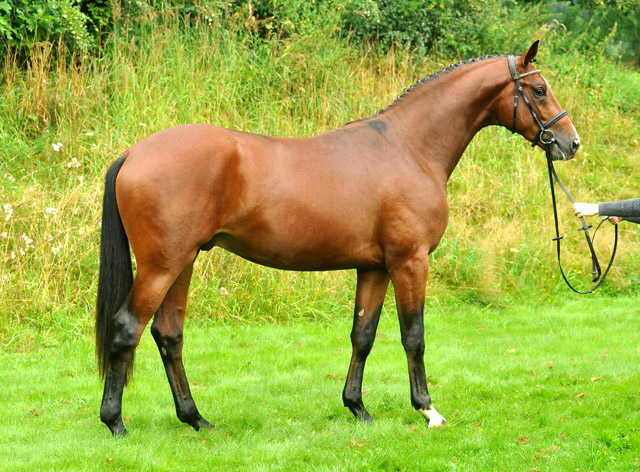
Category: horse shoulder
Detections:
[{"x1": 376, "y1": 161, "x2": 450, "y2": 260}]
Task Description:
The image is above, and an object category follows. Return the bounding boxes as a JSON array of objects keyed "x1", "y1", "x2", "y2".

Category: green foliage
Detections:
[
  {"x1": 2, "y1": 1, "x2": 638, "y2": 63},
  {"x1": 342, "y1": 0, "x2": 508, "y2": 57},
  {"x1": 227, "y1": 0, "x2": 343, "y2": 37},
  {"x1": 341, "y1": 0, "x2": 639, "y2": 60},
  {"x1": 545, "y1": 0, "x2": 640, "y2": 62},
  {"x1": 0, "y1": 0, "x2": 95, "y2": 60}
]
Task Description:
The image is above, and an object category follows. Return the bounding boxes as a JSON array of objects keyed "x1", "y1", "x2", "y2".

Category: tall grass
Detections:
[{"x1": 1, "y1": 12, "x2": 639, "y2": 343}]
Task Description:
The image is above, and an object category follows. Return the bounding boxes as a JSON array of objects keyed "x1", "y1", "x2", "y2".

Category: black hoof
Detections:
[
  {"x1": 359, "y1": 413, "x2": 374, "y2": 423},
  {"x1": 186, "y1": 414, "x2": 215, "y2": 431},
  {"x1": 346, "y1": 404, "x2": 374, "y2": 423},
  {"x1": 108, "y1": 421, "x2": 127, "y2": 437}
]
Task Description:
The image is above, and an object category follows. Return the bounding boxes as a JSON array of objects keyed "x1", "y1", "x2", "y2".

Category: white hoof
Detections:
[{"x1": 418, "y1": 406, "x2": 447, "y2": 428}]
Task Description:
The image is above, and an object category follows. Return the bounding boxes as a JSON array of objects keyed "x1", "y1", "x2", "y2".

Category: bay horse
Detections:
[{"x1": 96, "y1": 40, "x2": 580, "y2": 436}]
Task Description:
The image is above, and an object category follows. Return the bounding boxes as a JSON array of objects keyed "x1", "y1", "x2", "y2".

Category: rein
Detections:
[
  {"x1": 546, "y1": 160, "x2": 618, "y2": 293},
  {"x1": 507, "y1": 55, "x2": 618, "y2": 294}
]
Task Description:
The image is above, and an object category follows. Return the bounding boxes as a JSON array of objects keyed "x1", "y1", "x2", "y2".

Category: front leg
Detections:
[{"x1": 389, "y1": 253, "x2": 447, "y2": 428}]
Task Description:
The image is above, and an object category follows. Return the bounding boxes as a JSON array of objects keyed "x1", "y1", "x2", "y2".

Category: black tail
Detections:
[{"x1": 96, "y1": 156, "x2": 132, "y2": 379}]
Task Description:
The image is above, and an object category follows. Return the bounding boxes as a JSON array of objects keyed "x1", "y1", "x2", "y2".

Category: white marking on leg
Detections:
[
  {"x1": 418, "y1": 405, "x2": 447, "y2": 428},
  {"x1": 357, "y1": 309, "x2": 365, "y2": 317}
]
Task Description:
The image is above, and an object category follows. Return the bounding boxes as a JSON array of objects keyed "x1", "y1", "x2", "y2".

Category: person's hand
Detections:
[
  {"x1": 572, "y1": 202, "x2": 599, "y2": 217},
  {"x1": 608, "y1": 216, "x2": 623, "y2": 225}
]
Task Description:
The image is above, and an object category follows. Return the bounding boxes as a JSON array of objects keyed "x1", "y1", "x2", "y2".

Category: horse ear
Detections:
[{"x1": 523, "y1": 40, "x2": 540, "y2": 66}]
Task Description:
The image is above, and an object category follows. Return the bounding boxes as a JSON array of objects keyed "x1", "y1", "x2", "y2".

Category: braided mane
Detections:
[{"x1": 378, "y1": 54, "x2": 505, "y2": 114}]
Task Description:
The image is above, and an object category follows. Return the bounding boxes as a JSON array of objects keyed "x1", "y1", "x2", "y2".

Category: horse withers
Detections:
[{"x1": 96, "y1": 41, "x2": 579, "y2": 435}]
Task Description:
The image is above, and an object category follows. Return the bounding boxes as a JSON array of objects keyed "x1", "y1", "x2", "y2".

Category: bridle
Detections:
[
  {"x1": 508, "y1": 55, "x2": 568, "y2": 148},
  {"x1": 507, "y1": 55, "x2": 617, "y2": 294}
]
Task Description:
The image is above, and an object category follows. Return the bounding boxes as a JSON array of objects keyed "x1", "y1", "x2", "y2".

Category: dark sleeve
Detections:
[
  {"x1": 623, "y1": 217, "x2": 640, "y2": 224},
  {"x1": 598, "y1": 198, "x2": 640, "y2": 219}
]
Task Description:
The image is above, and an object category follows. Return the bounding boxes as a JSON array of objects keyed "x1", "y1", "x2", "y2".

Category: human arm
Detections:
[
  {"x1": 573, "y1": 199, "x2": 640, "y2": 225},
  {"x1": 598, "y1": 198, "x2": 640, "y2": 223}
]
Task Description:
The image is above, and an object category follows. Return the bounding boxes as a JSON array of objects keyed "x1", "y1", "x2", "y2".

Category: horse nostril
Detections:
[{"x1": 572, "y1": 138, "x2": 580, "y2": 153}]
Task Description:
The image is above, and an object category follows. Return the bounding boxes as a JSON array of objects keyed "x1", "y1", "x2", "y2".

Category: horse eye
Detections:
[{"x1": 533, "y1": 87, "x2": 546, "y2": 97}]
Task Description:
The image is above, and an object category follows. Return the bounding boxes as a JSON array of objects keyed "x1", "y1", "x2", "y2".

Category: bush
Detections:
[
  {"x1": 0, "y1": 0, "x2": 96, "y2": 60},
  {"x1": 549, "y1": 0, "x2": 639, "y2": 62},
  {"x1": 341, "y1": 0, "x2": 639, "y2": 61},
  {"x1": 342, "y1": 0, "x2": 507, "y2": 57},
  {"x1": 2, "y1": 1, "x2": 638, "y2": 65}
]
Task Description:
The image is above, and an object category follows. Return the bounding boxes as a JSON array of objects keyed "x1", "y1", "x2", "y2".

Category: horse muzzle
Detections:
[{"x1": 546, "y1": 135, "x2": 580, "y2": 161}]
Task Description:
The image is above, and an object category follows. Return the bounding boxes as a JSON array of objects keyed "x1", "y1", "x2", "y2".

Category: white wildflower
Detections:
[
  {"x1": 52, "y1": 142, "x2": 63, "y2": 152},
  {"x1": 85, "y1": 131, "x2": 94, "y2": 136},
  {"x1": 3, "y1": 204, "x2": 13, "y2": 221},
  {"x1": 219, "y1": 287, "x2": 229, "y2": 296},
  {"x1": 45, "y1": 207, "x2": 57, "y2": 215},
  {"x1": 66, "y1": 158, "x2": 81, "y2": 169},
  {"x1": 51, "y1": 245, "x2": 61, "y2": 255},
  {"x1": 21, "y1": 233, "x2": 33, "y2": 248}
]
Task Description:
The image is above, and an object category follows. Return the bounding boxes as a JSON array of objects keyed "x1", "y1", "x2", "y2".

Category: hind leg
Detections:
[
  {"x1": 100, "y1": 264, "x2": 181, "y2": 436},
  {"x1": 151, "y1": 262, "x2": 213, "y2": 431},
  {"x1": 342, "y1": 269, "x2": 390, "y2": 421}
]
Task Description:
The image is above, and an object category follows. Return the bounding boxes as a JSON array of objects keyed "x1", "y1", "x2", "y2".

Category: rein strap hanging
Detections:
[{"x1": 546, "y1": 157, "x2": 617, "y2": 294}]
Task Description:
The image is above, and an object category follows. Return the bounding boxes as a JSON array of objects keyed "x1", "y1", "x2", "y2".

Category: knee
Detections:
[{"x1": 151, "y1": 323, "x2": 182, "y2": 345}]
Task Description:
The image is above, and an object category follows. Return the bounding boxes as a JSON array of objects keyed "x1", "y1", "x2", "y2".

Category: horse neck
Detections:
[{"x1": 381, "y1": 57, "x2": 510, "y2": 180}]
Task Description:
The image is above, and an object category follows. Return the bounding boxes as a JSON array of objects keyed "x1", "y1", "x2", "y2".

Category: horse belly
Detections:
[
  {"x1": 214, "y1": 216, "x2": 384, "y2": 271},
  {"x1": 213, "y1": 181, "x2": 384, "y2": 270}
]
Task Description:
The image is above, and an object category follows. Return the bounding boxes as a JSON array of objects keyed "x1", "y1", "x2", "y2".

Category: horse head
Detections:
[{"x1": 498, "y1": 40, "x2": 580, "y2": 161}]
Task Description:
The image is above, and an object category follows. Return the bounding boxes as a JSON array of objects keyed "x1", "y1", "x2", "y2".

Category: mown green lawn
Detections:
[{"x1": 1, "y1": 296, "x2": 639, "y2": 471}]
